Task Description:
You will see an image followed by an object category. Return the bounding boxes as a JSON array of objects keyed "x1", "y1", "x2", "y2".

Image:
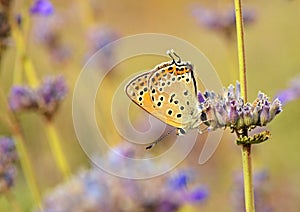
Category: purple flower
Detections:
[
  {"x1": 231, "y1": 170, "x2": 272, "y2": 212},
  {"x1": 0, "y1": 137, "x2": 18, "y2": 193},
  {"x1": 85, "y1": 26, "x2": 120, "y2": 70},
  {"x1": 276, "y1": 89, "x2": 297, "y2": 105},
  {"x1": 87, "y1": 26, "x2": 119, "y2": 51},
  {"x1": 229, "y1": 100, "x2": 239, "y2": 124},
  {"x1": 40, "y1": 144, "x2": 208, "y2": 211},
  {"x1": 30, "y1": 0, "x2": 54, "y2": 16},
  {"x1": 191, "y1": 5, "x2": 256, "y2": 40},
  {"x1": 275, "y1": 75, "x2": 300, "y2": 105},
  {"x1": 8, "y1": 75, "x2": 68, "y2": 119},
  {"x1": 9, "y1": 86, "x2": 38, "y2": 112},
  {"x1": 186, "y1": 186, "x2": 209, "y2": 203},
  {"x1": 198, "y1": 81, "x2": 282, "y2": 132},
  {"x1": 37, "y1": 75, "x2": 68, "y2": 120},
  {"x1": 168, "y1": 171, "x2": 189, "y2": 190},
  {"x1": 31, "y1": 15, "x2": 72, "y2": 64},
  {"x1": 198, "y1": 92, "x2": 205, "y2": 103}
]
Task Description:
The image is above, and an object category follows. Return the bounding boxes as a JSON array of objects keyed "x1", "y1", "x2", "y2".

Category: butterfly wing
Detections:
[
  {"x1": 125, "y1": 68, "x2": 187, "y2": 129},
  {"x1": 148, "y1": 63, "x2": 201, "y2": 131},
  {"x1": 125, "y1": 70, "x2": 160, "y2": 120}
]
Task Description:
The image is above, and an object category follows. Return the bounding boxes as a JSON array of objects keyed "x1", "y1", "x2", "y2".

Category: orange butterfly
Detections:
[{"x1": 125, "y1": 50, "x2": 207, "y2": 148}]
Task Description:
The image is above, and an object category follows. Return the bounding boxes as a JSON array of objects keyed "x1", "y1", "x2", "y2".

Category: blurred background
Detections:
[{"x1": 0, "y1": 0, "x2": 300, "y2": 211}]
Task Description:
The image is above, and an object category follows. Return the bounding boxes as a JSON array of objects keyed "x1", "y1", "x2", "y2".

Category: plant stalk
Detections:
[
  {"x1": 241, "y1": 143, "x2": 255, "y2": 212},
  {"x1": 234, "y1": 0, "x2": 247, "y2": 102},
  {"x1": 45, "y1": 121, "x2": 71, "y2": 180},
  {"x1": 13, "y1": 129, "x2": 42, "y2": 209},
  {"x1": 234, "y1": 0, "x2": 255, "y2": 211}
]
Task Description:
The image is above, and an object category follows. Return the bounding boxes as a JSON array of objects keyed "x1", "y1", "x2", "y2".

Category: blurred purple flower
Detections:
[
  {"x1": 168, "y1": 171, "x2": 189, "y2": 190},
  {"x1": 191, "y1": 5, "x2": 256, "y2": 40},
  {"x1": 40, "y1": 144, "x2": 208, "y2": 211},
  {"x1": 31, "y1": 14, "x2": 72, "y2": 64},
  {"x1": 37, "y1": 75, "x2": 68, "y2": 120},
  {"x1": 275, "y1": 75, "x2": 300, "y2": 105},
  {"x1": 87, "y1": 26, "x2": 119, "y2": 52},
  {"x1": 8, "y1": 75, "x2": 68, "y2": 120},
  {"x1": 186, "y1": 186, "x2": 209, "y2": 203},
  {"x1": 30, "y1": 0, "x2": 54, "y2": 16},
  {"x1": 231, "y1": 170, "x2": 272, "y2": 212},
  {"x1": 9, "y1": 86, "x2": 38, "y2": 112},
  {"x1": 0, "y1": 137, "x2": 18, "y2": 193},
  {"x1": 86, "y1": 26, "x2": 120, "y2": 70}
]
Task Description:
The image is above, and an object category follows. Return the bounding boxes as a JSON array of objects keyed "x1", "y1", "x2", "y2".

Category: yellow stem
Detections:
[
  {"x1": 77, "y1": 0, "x2": 96, "y2": 29},
  {"x1": 13, "y1": 130, "x2": 42, "y2": 209},
  {"x1": 11, "y1": 7, "x2": 39, "y2": 87},
  {"x1": 11, "y1": 23, "x2": 25, "y2": 85},
  {"x1": 234, "y1": 1, "x2": 254, "y2": 211},
  {"x1": 241, "y1": 144, "x2": 255, "y2": 212},
  {"x1": 234, "y1": 0, "x2": 247, "y2": 102},
  {"x1": 45, "y1": 121, "x2": 71, "y2": 180},
  {"x1": 23, "y1": 56, "x2": 39, "y2": 87}
]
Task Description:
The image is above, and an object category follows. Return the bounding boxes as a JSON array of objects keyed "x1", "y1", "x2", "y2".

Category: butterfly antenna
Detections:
[
  {"x1": 167, "y1": 49, "x2": 176, "y2": 63},
  {"x1": 172, "y1": 51, "x2": 182, "y2": 63},
  {"x1": 146, "y1": 128, "x2": 176, "y2": 150}
]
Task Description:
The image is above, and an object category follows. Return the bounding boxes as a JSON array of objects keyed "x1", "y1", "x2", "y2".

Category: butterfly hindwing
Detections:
[{"x1": 148, "y1": 63, "x2": 201, "y2": 130}]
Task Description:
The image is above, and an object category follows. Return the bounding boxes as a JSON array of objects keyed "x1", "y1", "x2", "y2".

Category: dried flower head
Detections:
[
  {"x1": 0, "y1": 137, "x2": 18, "y2": 193},
  {"x1": 199, "y1": 81, "x2": 282, "y2": 136}
]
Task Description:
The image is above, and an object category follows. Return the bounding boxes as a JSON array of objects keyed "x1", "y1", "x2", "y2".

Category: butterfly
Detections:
[{"x1": 125, "y1": 50, "x2": 208, "y2": 149}]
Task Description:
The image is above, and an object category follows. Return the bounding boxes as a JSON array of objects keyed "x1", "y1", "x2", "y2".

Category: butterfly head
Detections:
[{"x1": 167, "y1": 49, "x2": 193, "y2": 72}]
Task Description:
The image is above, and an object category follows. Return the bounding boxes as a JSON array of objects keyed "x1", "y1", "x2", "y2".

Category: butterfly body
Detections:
[{"x1": 125, "y1": 50, "x2": 205, "y2": 138}]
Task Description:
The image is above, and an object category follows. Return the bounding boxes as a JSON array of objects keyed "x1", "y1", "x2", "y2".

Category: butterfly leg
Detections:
[{"x1": 176, "y1": 128, "x2": 186, "y2": 136}]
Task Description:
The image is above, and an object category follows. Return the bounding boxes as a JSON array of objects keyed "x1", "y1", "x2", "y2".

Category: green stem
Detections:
[
  {"x1": 45, "y1": 121, "x2": 71, "y2": 180},
  {"x1": 234, "y1": 0, "x2": 255, "y2": 211},
  {"x1": 13, "y1": 128, "x2": 42, "y2": 209}
]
